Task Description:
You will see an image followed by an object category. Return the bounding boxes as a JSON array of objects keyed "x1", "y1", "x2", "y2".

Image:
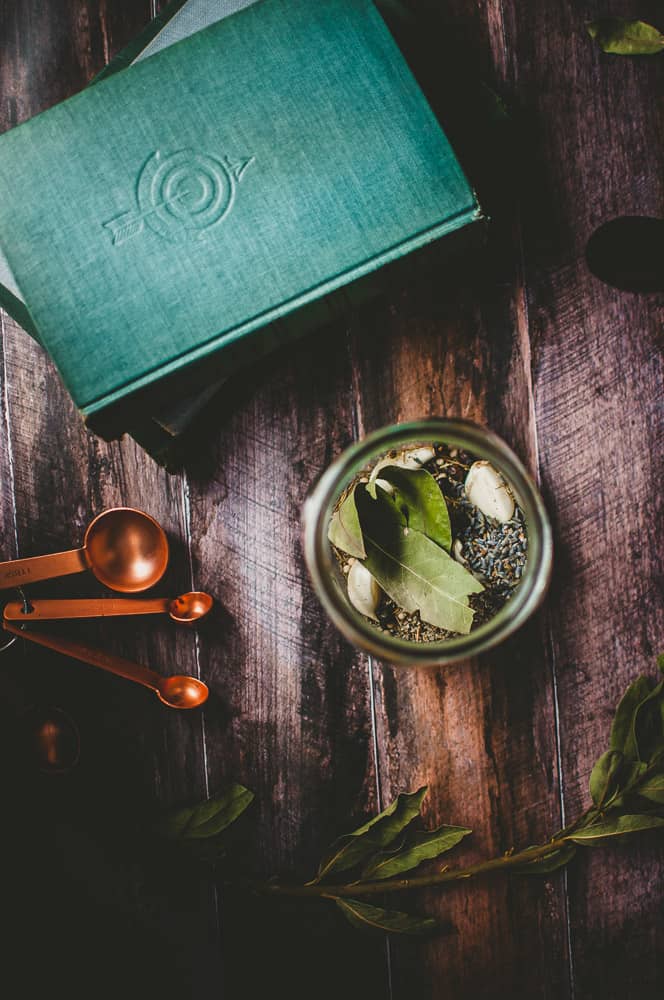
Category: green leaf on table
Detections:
[
  {"x1": 314, "y1": 787, "x2": 427, "y2": 882},
  {"x1": 610, "y1": 676, "x2": 653, "y2": 761},
  {"x1": 632, "y1": 679, "x2": 664, "y2": 763},
  {"x1": 566, "y1": 813, "x2": 664, "y2": 845},
  {"x1": 636, "y1": 772, "x2": 664, "y2": 805},
  {"x1": 328, "y1": 486, "x2": 366, "y2": 559},
  {"x1": 376, "y1": 465, "x2": 452, "y2": 551},
  {"x1": 589, "y1": 749, "x2": 625, "y2": 808},
  {"x1": 355, "y1": 485, "x2": 483, "y2": 634},
  {"x1": 334, "y1": 897, "x2": 439, "y2": 936},
  {"x1": 620, "y1": 760, "x2": 649, "y2": 792},
  {"x1": 512, "y1": 843, "x2": 577, "y2": 875},
  {"x1": 361, "y1": 824, "x2": 472, "y2": 880},
  {"x1": 587, "y1": 18, "x2": 664, "y2": 55},
  {"x1": 155, "y1": 784, "x2": 254, "y2": 840}
]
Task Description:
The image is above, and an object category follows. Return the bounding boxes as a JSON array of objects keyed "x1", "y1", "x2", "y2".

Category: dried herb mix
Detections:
[{"x1": 328, "y1": 442, "x2": 528, "y2": 642}]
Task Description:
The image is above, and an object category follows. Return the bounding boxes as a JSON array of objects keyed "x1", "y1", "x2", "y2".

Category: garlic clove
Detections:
[
  {"x1": 374, "y1": 477, "x2": 395, "y2": 495},
  {"x1": 401, "y1": 446, "x2": 436, "y2": 469},
  {"x1": 347, "y1": 561, "x2": 382, "y2": 621},
  {"x1": 370, "y1": 446, "x2": 436, "y2": 485},
  {"x1": 464, "y1": 461, "x2": 515, "y2": 523},
  {"x1": 452, "y1": 538, "x2": 467, "y2": 564},
  {"x1": 367, "y1": 458, "x2": 396, "y2": 490}
]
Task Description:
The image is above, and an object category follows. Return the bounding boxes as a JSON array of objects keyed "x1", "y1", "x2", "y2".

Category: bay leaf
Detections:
[
  {"x1": 567, "y1": 813, "x2": 664, "y2": 845},
  {"x1": 328, "y1": 486, "x2": 365, "y2": 559},
  {"x1": 314, "y1": 787, "x2": 427, "y2": 882},
  {"x1": 587, "y1": 18, "x2": 664, "y2": 55},
  {"x1": 632, "y1": 679, "x2": 664, "y2": 763},
  {"x1": 636, "y1": 772, "x2": 664, "y2": 805},
  {"x1": 361, "y1": 824, "x2": 472, "y2": 880},
  {"x1": 155, "y1": 784, "x2": 254, "y2": 840},
  {"x1": 614, "y1": 760, "x2": 649, "y2": 798},
  {"x1": 334, "y1": 897, "x2": 439, "y2": 936},
  {"x1": 511, "y1": 843, "x2": 577, "y2": 875},
  {"x1": 377, "y1": 465, "x2": 452, "y2": 551},
  {"x1": 355, "y1": 484, "x2": 483, "y2": 634},
  {"x1": 609, "y1": 676, "x2": 652, "y2": 760},
  {"x1": 589, "y1": 749, "x2": 624, "y2": 808},
  {"x1": 367, "y1": 451, "x2": 431, "y2": 496}
]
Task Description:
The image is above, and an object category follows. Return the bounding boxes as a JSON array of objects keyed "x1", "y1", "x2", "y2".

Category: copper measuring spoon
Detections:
[
  {"x1": 3, "y1": 591, "x2": 213, "y2": 625},
  {"x1": 3, "y1": 621, "x2": 208, "y2": 710},
  {"x1": 0, "y1": 507, "x2": 169, "y2": 593}
]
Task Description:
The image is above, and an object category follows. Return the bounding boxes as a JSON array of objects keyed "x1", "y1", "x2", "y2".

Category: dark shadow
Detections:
[{"x1": 586, "y1": 216, "x2": 664, "y2": 293}]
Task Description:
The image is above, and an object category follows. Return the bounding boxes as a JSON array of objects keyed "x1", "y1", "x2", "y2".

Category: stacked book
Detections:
[{"x1": 0, "y1": 0, "x2": 483, "y2": 466}]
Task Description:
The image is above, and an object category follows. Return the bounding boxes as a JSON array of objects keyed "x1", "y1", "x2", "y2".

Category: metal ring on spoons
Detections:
[
  {"x1": 0, "y1": 587, "x2": 30, "y2": 653},
  {"x1": 2, "y1": 591, "x2": 214, "y2": 625}
]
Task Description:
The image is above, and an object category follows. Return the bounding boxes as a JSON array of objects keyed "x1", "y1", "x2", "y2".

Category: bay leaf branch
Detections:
[
  {"x1": 361, "y1": 824, "x2": 472, "y2": 880},
  {"x1": 313, "y1": 786, "x2": 427, "y2": 883}
]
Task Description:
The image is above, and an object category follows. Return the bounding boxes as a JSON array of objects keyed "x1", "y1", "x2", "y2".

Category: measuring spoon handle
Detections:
[
  {"x1": 0, "y1": 548, "x2": 87, "y2": 590},
  {"x1": 3, "y1": 597, "x2": 170, "y2": 621},
  {"x1": 2, "y1": 621, "x2": 161, "y2": 693}
]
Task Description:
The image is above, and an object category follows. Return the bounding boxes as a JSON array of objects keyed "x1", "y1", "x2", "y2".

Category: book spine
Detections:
[
  {"x1": 0, "y1": 284, "x2": 40, "y2": 338},
  {"x1": 93, "y1": 0, "x2": 191, "y2": 82},
  {"x1": 84, "y1": 209, "x2": 486, "y2": 444}
]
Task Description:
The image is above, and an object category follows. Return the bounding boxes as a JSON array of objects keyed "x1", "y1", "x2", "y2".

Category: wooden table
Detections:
[{"x1": 0, "y1": 3, "x2": 662, "y2": 998}]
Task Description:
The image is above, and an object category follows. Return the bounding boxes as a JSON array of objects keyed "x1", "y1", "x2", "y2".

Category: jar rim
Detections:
[{"x1": 302, "y1": 418, "x2": 553, "y2": 667}]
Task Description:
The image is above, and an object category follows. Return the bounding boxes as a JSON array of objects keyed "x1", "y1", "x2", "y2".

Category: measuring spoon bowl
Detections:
[{"x1": 0, "y1": 508, "x2": 169, "y2": 593}]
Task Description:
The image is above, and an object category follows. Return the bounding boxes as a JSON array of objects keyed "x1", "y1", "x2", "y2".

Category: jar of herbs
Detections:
[{"x1": 303, "y1": 419, "x2": 552, "y2": 667}]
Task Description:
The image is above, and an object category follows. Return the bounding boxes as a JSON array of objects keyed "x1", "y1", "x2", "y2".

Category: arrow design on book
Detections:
[{"x1": 103, "y1": 149, "x2": 255, "y2": 246}]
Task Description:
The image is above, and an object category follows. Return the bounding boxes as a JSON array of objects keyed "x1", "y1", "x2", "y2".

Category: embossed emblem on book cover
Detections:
[{"x1": 103, "y1": 148, "x2": 254, "y2": 245}]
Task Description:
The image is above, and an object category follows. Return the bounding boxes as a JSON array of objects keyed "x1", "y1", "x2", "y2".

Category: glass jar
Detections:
[{"x1": 302, "y1": 418, "x2": 552, "y2": 667}]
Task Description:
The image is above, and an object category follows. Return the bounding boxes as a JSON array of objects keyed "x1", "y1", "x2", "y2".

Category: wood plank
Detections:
[
  {"x1": 350, "y1": 271, "x2": 570, "y2": 996},
  {"x1": 0, "y1": 1, "x2": 660, "y2": 997},
  {"x1": 347, "y1": 2, "x2": 571, "y2": 997},
  {"x1": 508, "y1": 1, "x2": 664, "y2": 996},
  {"x1": 0, "y1": 4, "x2": 221, "y2": 995},
  {"x1": 185, "y1": 332, "x2": 390, "y2": 997}
]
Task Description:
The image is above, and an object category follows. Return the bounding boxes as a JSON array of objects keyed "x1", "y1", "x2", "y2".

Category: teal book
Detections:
[
  {"x1": 0, "y1": 0, "x2": 244, "y2": 459},
  {"x1": 0, "y1": 0, "x2": 482, "y2": 437},
  {"x1": 0, "y1": 0, "x2": 190, "y2": 331}
]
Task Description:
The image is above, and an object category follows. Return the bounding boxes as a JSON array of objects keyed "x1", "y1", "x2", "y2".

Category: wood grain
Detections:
[
  {"x1": 347, "y1": 3, "x2": 570, "y2": 996},
  {"x1": 0, "y1": 1, "x2": 662, "y2": 998},
  {"x1": 509, "y1": 1, "x2": 664, "y2": 996},
  {"x1": 185, "y1": 332, "x2": 388, "y2": 998},
  {"x1": 0, "y1": 4, "x2": 219, "y2": 996}
]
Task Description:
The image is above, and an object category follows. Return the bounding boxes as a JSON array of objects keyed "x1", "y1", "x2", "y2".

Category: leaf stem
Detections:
[{"x1": 232, "y1": 837, "x2": 571, "y2": 899}]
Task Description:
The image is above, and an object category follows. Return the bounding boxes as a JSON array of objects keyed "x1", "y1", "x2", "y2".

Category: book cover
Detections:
[
  {"x1": 0, "y1": 0, "x2": 195, "y2": 330},
  {"x1": 0, "y1": 0, "x2": 255, "y2": 460},
  {"x1": 0, "y1": 0, "x2": 482, "y2": 431}
]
